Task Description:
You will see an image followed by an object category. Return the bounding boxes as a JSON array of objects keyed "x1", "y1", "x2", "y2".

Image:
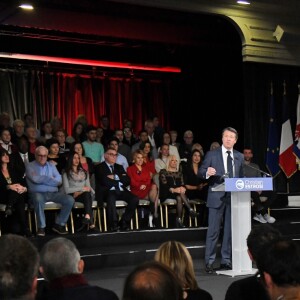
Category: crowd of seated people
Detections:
[{"x1": 0, "y1": 111, "x2": 237, "y2": 235}]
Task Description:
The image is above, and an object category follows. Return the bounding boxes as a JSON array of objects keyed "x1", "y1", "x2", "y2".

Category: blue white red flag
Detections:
[
  {"x1": 293, "y1": 92, "x2": 300, "y2": 160},
  {"x1": 279, "y1": 89, "x2": 297, "y2": 178}
]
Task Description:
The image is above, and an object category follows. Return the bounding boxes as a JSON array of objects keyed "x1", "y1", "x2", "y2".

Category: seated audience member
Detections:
[
  {"x1": 256, "y1": 238, "x2": 300, "y2": 300},
  {"x1": 191, "y1": 143, "x2": 205, "y2": 159},
  {"x1": 0, "y1": 128, "x2": 17, "y2": 154},
  {"x1": 70, "y1": 141, "x2": 94, "y2": 177},
  {"x1": 152, "y1": 115, "x2": 165, "y2": 149},
  {"x1": 182, "y1": 149, "x2": 208, "y2": 226},
  {"x1": 0, "y1": 112, "x2": 13, "y2": 134},
  {"x1": 82, "y1": 125, "x2": 104, "y2": 165},
  {"x1": 179, "y1": 130, "x2": 195, "y2": 161},
  {"x1": 155, "y1": 143, "x2": 170, "y2": 174},
  {"x1": 139, "y1": 140, "x2": 156, "y2": 176},
  {"x1": 99, "y1": 114, "x2": 114, "y2": 148},
  {"x1": 144, "y1": 119, "x2": 159, "y2": 159},
  {"x1": 46, "y1": 138, "x2": 67, "y2": 174},
  {"x1": 55, "y1": 129, "x2": 71, "y2": 158},
  {"x1": 0, "y1": 148, "x2": 31, "y2": 236},
  {"x1": 62, "y1": 151, "x2": 97, "y2": 232},
  {"x1": 159, "y1": 155, "x2": 198, "y2": 228},
  {"x1": 66, "y1": 121, "x2": 86, "y2": 144},
  {"x1": 157, "y1": 132, "x2": 180, "y2": 167},
  {"x1": 26, "y1": 146, "x2": 74, "y2": 236},
  {"x1": 131, "y1": 130, "x2": 149, "y2": 153},
  {"x1": 50, "y1": 116, "x2": 64, "y2": 133},
  {"x1": 114, "y1": 129, "x2": 132, "y2": 165},
  {"x1": 243, "y1": 147, "x2": 276, "y2": 223},
  {"x1": 209, "y1": 141, "x2": 220, "y2": 151},
  {"x1": 122, "y1": 261, "x2": 184, "y2": 300},
  {"x1": 74, "y1": 114, "x2": 88, "y2": 131},
  {"x1": 0, "y1": 234, "x2": 39, "y2": 300},
  {"x1": 225, "y1": 224, "x2": 282, "y2": 300},
  {"x1": 101, "y1": 137, "x2": 129, "y2": 171},
  {"x1": 39, "y1": 121, "x2": 53, "y2": 144},
  {"x1": 25, "y1": 125, "x2": 41, "y2": 155},
  {"x1": 123, "y1": 126, "x2": 137, "y2": 148},
  {"x1": 96, "y1": 127, "x2": 104, "y2": 144},
  {"x1": 11, "y1": 118, "x2": 26, "y2": 145},
  {"x1": 127, "y1": 150, "x2": 159, "y2": 227},
  {"x1": 95, "y1": 146, "x2": 138, "y2": 232},
  {"x1": 182, "y1": 149, "x2": 207, "y2": 200},
  {"x1": 38, "y1": 237, "x2": 118, "y2": 300},
  {"x1": 10, "y1": 135, "x2": 35, "y2": 179},
  {"x1": 154, "y1": 241, "x2": 212, "y2": 300},
  {"x1": 170, "y1": 130, "x2": 180, "y2": 150}
]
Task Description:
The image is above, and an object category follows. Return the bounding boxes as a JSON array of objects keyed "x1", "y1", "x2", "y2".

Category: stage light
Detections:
[{"x1": 0, "y1": 52, "x2": 181, "y2": 73}]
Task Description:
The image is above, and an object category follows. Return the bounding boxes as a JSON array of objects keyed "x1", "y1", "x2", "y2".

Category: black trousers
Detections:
[
  {"x1": 72, "y1": 191, "x2": 93, "y2": 223},
  {"x1": 1, "y1": 190, "x2": 28, "y2": 234},
  {"x1": 105, "y1": 189, "x2": 139, "y2": 228}
]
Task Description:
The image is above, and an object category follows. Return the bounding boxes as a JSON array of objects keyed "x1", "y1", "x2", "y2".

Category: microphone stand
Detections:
[{"x1": 244, "y1": 163, "x2": 272, "y2": 177}]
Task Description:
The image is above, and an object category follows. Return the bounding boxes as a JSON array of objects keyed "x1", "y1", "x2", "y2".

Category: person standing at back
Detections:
[
  {"x1": 243, "y1": 147, "x2": 276, "y2": 224},
  {"x1": 198, "y1": 127, "x2": 244, "y2": 273}
]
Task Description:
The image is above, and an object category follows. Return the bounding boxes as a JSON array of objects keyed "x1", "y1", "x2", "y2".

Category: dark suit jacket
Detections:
[
  {"x1": 37, "y1": 274, "x2": 119, "y2": 300},
  {"x1": 94, "y1": 161, "x2": 131, "y2": 206},
  {"x1": 10, "y1": 151, "x2": 35, "y2": 179},
  {"x1": 198, "y1": 147, "x2": 244, "y2": 208},
  {"x1": 225, "y1": 274, "x2": 268, "y2": 300}
]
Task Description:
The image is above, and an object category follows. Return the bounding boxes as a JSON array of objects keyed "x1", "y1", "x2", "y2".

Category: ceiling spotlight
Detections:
[
  {"x1": 19, "y1": 3, "x2": 34, "y2": 10},
  {"x1": 237, "y1": 1, "x2": 251, "y2": 5}
]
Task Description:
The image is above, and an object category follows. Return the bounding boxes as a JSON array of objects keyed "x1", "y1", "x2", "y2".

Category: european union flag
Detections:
[{"x1": 266, "y1": 93, "x2": 280, "y2": 177}]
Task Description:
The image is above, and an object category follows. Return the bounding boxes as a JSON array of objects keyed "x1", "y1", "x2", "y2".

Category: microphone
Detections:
[{"x1": 243, "y1": 162, "x2": 272, "y2": 177}]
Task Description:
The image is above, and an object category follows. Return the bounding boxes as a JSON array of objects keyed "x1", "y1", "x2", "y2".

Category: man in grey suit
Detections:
[{"x1": 198, "y1": 127, "x2": 244, "y2": 273}]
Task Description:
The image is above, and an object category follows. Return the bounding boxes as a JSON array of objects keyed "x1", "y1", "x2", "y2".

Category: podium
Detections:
[{"x1": 212, "y1": 177, "x2": 273, "y2": 277}]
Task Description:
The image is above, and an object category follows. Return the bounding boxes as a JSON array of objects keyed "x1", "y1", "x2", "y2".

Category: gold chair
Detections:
[
  {"x1": 101, "y1": 200, "x2": 135, "y2": 232},
  {"x1": 32, "y1": 202, "x2": 70, "y2": 234},
  {"x1": 70, "y1": 200, "x2": 101, "y2": 233},
  {"x1": 185, "y1": 199, "x2": 206, "y2": 227}
]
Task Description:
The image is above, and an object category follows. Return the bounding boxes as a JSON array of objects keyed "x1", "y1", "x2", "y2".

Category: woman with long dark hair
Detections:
[
  {"x1": 62, "y1": 151, "x2": 97, "y2": 232},
  {"x1": 0, "y1": 148, "x2": 31, "y2": 236}
]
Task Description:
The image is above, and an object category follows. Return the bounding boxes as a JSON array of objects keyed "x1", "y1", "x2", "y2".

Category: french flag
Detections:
[
  {"x1": 294, "y1": 91, "x2": 300, "y2": 160},
  {"x1": 279, "y1": 87, "x2": 297, "y2": 178}
]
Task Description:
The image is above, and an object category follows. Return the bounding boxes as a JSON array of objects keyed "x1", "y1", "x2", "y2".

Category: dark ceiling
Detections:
[{"x1": 0, "y1": 0, "x2": 241, "y2": 71}]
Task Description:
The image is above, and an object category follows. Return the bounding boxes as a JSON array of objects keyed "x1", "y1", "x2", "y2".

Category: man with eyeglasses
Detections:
[
  {"x1": 26, "y1": 146, "x2": 74, "y2": 236},
  {"x1": 95, "y1": 146, "x2": 138, "y2": 232},
  {"x1": 179, "y1": 130, "x2": 195, "y2": 161},
  {"x1": 101, "y1": 137, "x2": 129, "y2": 171}
]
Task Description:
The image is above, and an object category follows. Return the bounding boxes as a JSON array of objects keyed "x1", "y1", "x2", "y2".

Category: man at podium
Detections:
[{"x1": 198, "y1": 127, "x2": 244, "y2": 274}]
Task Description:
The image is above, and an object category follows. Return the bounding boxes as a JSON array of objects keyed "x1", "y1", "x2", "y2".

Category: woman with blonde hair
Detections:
[
  {"x1": 154, "y1": 241, "x2": 212, "y2": 300},
  {"x1": 127, "y1": 150, "x2": 159, "y2": 227},
  {"x1": 159, "y1": 155, "x2": 198, "y2": 228}
]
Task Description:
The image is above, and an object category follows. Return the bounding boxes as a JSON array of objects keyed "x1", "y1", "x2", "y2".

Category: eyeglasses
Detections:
[
  {"x1": 107, "y1": 153, "x2": 117, "y2": 157},
  {"x1": 37, "y1": 154, "x2": 47, "y2": 158}
]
